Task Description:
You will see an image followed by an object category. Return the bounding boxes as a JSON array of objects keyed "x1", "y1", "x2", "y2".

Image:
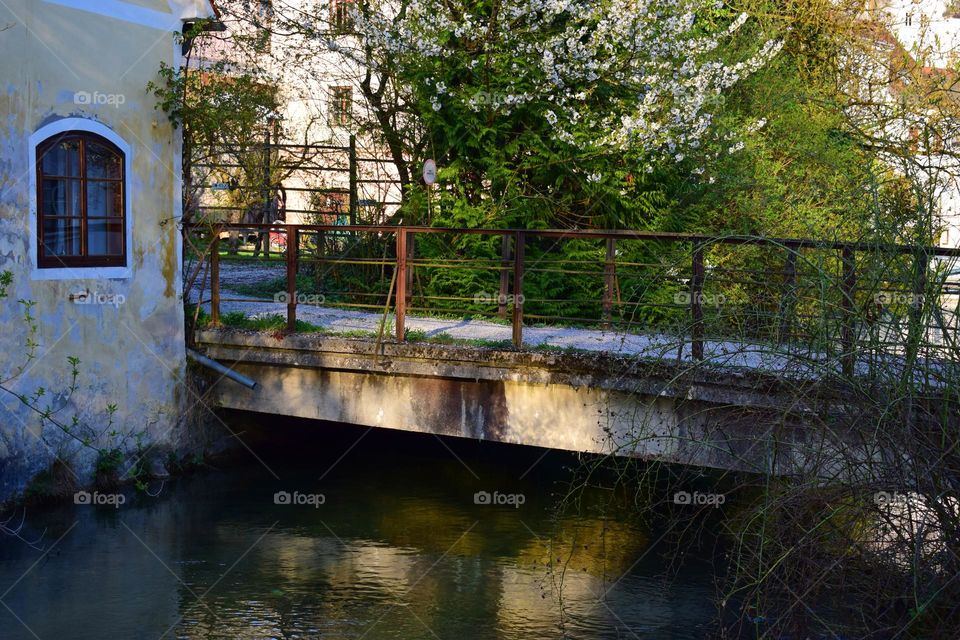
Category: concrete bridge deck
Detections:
[{"x1": 194, "y1": 328, "x2": 845, "y2": 474}]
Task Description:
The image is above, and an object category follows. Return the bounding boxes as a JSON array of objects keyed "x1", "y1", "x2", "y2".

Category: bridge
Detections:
[{"x1": 185, "y1": 224, "x2": 960, "y2": 473}]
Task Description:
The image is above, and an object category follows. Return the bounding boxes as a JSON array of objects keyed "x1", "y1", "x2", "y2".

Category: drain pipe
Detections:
[{"x1": 186, "y1": 348, "x2": 258, "y2": 390}]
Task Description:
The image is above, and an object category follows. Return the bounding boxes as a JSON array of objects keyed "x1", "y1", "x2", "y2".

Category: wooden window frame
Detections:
[
  {"x1": 36, "y1": 131, "x2": 126, "y2": 269},
  {"x1": 329, "y1": 86, "x2": 353, "y2": 128},
  {"x1": 330, "y1": 0, "x2": 354, "y2": 34}
]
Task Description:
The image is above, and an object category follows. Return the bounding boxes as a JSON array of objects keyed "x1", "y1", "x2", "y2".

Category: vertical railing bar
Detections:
[
  {"x1": 396, "y1": 227, "x2": 407, "y2": 342},
  {"x1": 260, "y1": 128, "x2": 272, "y2": 259},
  {"x1": 348, "y1": 134, "x2": 358, "y2": 226},
  {"x1": 908, "y1": 247, "x2": 929, "y2": 386},
  {"x1": 691, "y1": 241, "x2": 705, "y2": 361},
  {"x1": 286, "y1": 225, "x2": 299, "y2": 332},
  {"x1": 498, "y1": 234, "x2": 512, "y2": 319},
  {"x1": 778, "y1": 249, "x2": 797, "y2": 345},
  {"x1": 210, "y1": 229, "x2": 221, "y2": 327},
  {"x1": 602, "y1": 237, "x2": 616, "y2": 329},
  {"x1": 841, "y1": 245, "x2": 856, "y2": 377},
  {"x1": 512, "y1": 230, "x2": 525, "y2": 348},
  {"x1": 405, "y1": 233, "x2": 415, "y2": 307}
]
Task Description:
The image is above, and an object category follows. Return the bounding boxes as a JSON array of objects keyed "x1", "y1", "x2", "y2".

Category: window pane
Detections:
[
  {"x1": 331, "y1": 0, "x2": 354, "y2": 31},
  {"x1": 42, "y1": 217, "x2": 81, "y2": 256},
  {"x1": 87, "y1": 219, "x2": 123, "y2": 256},
  {"x1": 86, "y1": 142, "x2": 122, "y2": 179},
  {"x1": 40, "y1": 140, "x2": 81, "y2": 177},
  {"x1": 87, "y1": 180, "x2": 122, "y2": 216},
  {"x1": 41, "y1": 179, "x2": 81, "y2": 216},
  {"x1": 330, "y1": 86, "x2": 352, "y2": 126}
]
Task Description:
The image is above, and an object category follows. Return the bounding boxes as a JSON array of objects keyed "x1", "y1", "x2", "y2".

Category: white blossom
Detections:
[{"x1": 351, "y1": 0, "x2": 782, "y2": 166}]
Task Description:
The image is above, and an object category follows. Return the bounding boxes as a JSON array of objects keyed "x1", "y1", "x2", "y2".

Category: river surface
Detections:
[{"x1": 0, "y1": 420, "x2": 720, "y2": 639}]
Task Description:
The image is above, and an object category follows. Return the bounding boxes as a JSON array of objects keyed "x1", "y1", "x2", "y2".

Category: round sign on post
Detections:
[{"x1": 423, "y1": 159, "x2": 437, "y2": 185}]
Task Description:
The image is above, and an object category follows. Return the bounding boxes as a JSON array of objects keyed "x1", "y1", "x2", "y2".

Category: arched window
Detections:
[{"x1": 36, "y1": 131, "x2": 125, "y2": 268}]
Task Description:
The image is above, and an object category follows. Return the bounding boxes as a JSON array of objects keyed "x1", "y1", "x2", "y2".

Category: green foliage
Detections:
[
  {"x1": 0, "y1": 270, "x2": 11, "y2": 298},
  {"x1": 218, "y1": 312, "x2": 326, "y2": 334},
  {"x1": 148, "y1": 60, "x2": 278, "y2": 143},
  {"x1": 405, "y1": 330, "x2": 513, "y2": 349},
  {"x1": 95, "y1": 448, "x2": 124, "y2": 478},
  {"x1": 24, "y1": 460, "x2": 77, "y2": 502},
  {"x1": 670, "y1": 51, "x2": 875, "y2": 240},
  {"x1": 148, "y1": 53, "x2": 281, "y2": 225}
]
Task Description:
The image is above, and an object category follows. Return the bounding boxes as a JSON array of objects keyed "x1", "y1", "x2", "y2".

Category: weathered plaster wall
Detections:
[{"x1": 0, "y1": 1, "x2": 192, "y2": 502}]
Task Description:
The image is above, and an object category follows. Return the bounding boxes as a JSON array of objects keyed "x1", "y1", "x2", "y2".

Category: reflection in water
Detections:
[{"x1": 0, "y1": 422, "x2": 718, "y2": 639}]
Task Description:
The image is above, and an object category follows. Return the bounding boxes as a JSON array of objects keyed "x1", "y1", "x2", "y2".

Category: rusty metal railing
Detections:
[{"x1": 184, "y1": 223, "x2": 960, "y2": 376}]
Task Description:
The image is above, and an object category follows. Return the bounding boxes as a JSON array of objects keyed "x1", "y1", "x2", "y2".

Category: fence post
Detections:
[
  {"x1": 210, "y1": 230, "x2": 220, "y2": 327},
  {"x1": 841, "y1": 246, "x2": 856, "y2": 377},
  {"x1": 512, "y1": 230, "x2": 525, "y2": 348},
  {"x1": 602, "y1": 237, "x2": 617, "y2": 329},
  {"x1": 778, "y1": 249, "x2": 797, "y2": 344},
  {"x1": 498, "y1": 234, "x2": 511, "y2": 319},
  {"x1": 691, "y1": 241, "x2": 704, "y2": 361},
  {"x1": 348, "y1": 134, "x2": 358, "y2": 226},
  {"x1": 396, "y1": 228, "x2": 407, "y2": 342},
  {"x1": 286, "y1": 225, "x2": 299, "y2": 332}
]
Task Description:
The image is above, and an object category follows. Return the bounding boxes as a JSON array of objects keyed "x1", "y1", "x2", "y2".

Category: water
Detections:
[{"x1": 0, "y1": 419, "x2": 719, "y2": 639}]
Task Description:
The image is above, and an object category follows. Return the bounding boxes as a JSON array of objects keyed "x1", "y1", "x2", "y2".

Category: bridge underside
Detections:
[{"x1": 194, "y1": 329, "x2": 839, "y2": 473}]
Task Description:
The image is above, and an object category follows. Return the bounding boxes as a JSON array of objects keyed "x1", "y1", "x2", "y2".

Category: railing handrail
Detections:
[{"x1": 183, "y1": 223, "x2": 960, "y2": 257}]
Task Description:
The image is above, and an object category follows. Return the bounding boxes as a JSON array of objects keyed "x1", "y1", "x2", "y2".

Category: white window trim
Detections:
[{"x1": 29, "y1": 118, "x2": 134, "y2": 281}]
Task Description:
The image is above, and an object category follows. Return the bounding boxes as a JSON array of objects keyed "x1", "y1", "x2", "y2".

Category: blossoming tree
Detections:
[{"x1": 217, "y1": 0, "x2": 782, "y2": 227}]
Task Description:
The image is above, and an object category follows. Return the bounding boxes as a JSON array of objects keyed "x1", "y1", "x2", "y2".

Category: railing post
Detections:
[
  {"x1": 396, "y1": 227, "x2": 407, "y2": 342},
  {"x1": 498, "y1": 234, "x2": 511, "y2": 319},
  {"x1": 778, "y1": 249, "x2": 797, "y2": 344},
  {"x1": 286, "y1": 225, "x2": 299, "y2": 332},
  {"x1": 602, "y1": 237, "x2": 616, "y2": 329},
  {"x1": 512, "y1": 230, "x2": 525, "y2": 348},
  {"x1": 841, "y1": 246, "x2": 856, "y2": 377},
  {"x1": 348, "y1": 134, "x2": 358, "y2": 226},
  {"x1": 691, "y1": 241, "x2": 704, "y2": 361},
  {"x1": 210, "y1": 230, "x2": 220, "y2": 327}
]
